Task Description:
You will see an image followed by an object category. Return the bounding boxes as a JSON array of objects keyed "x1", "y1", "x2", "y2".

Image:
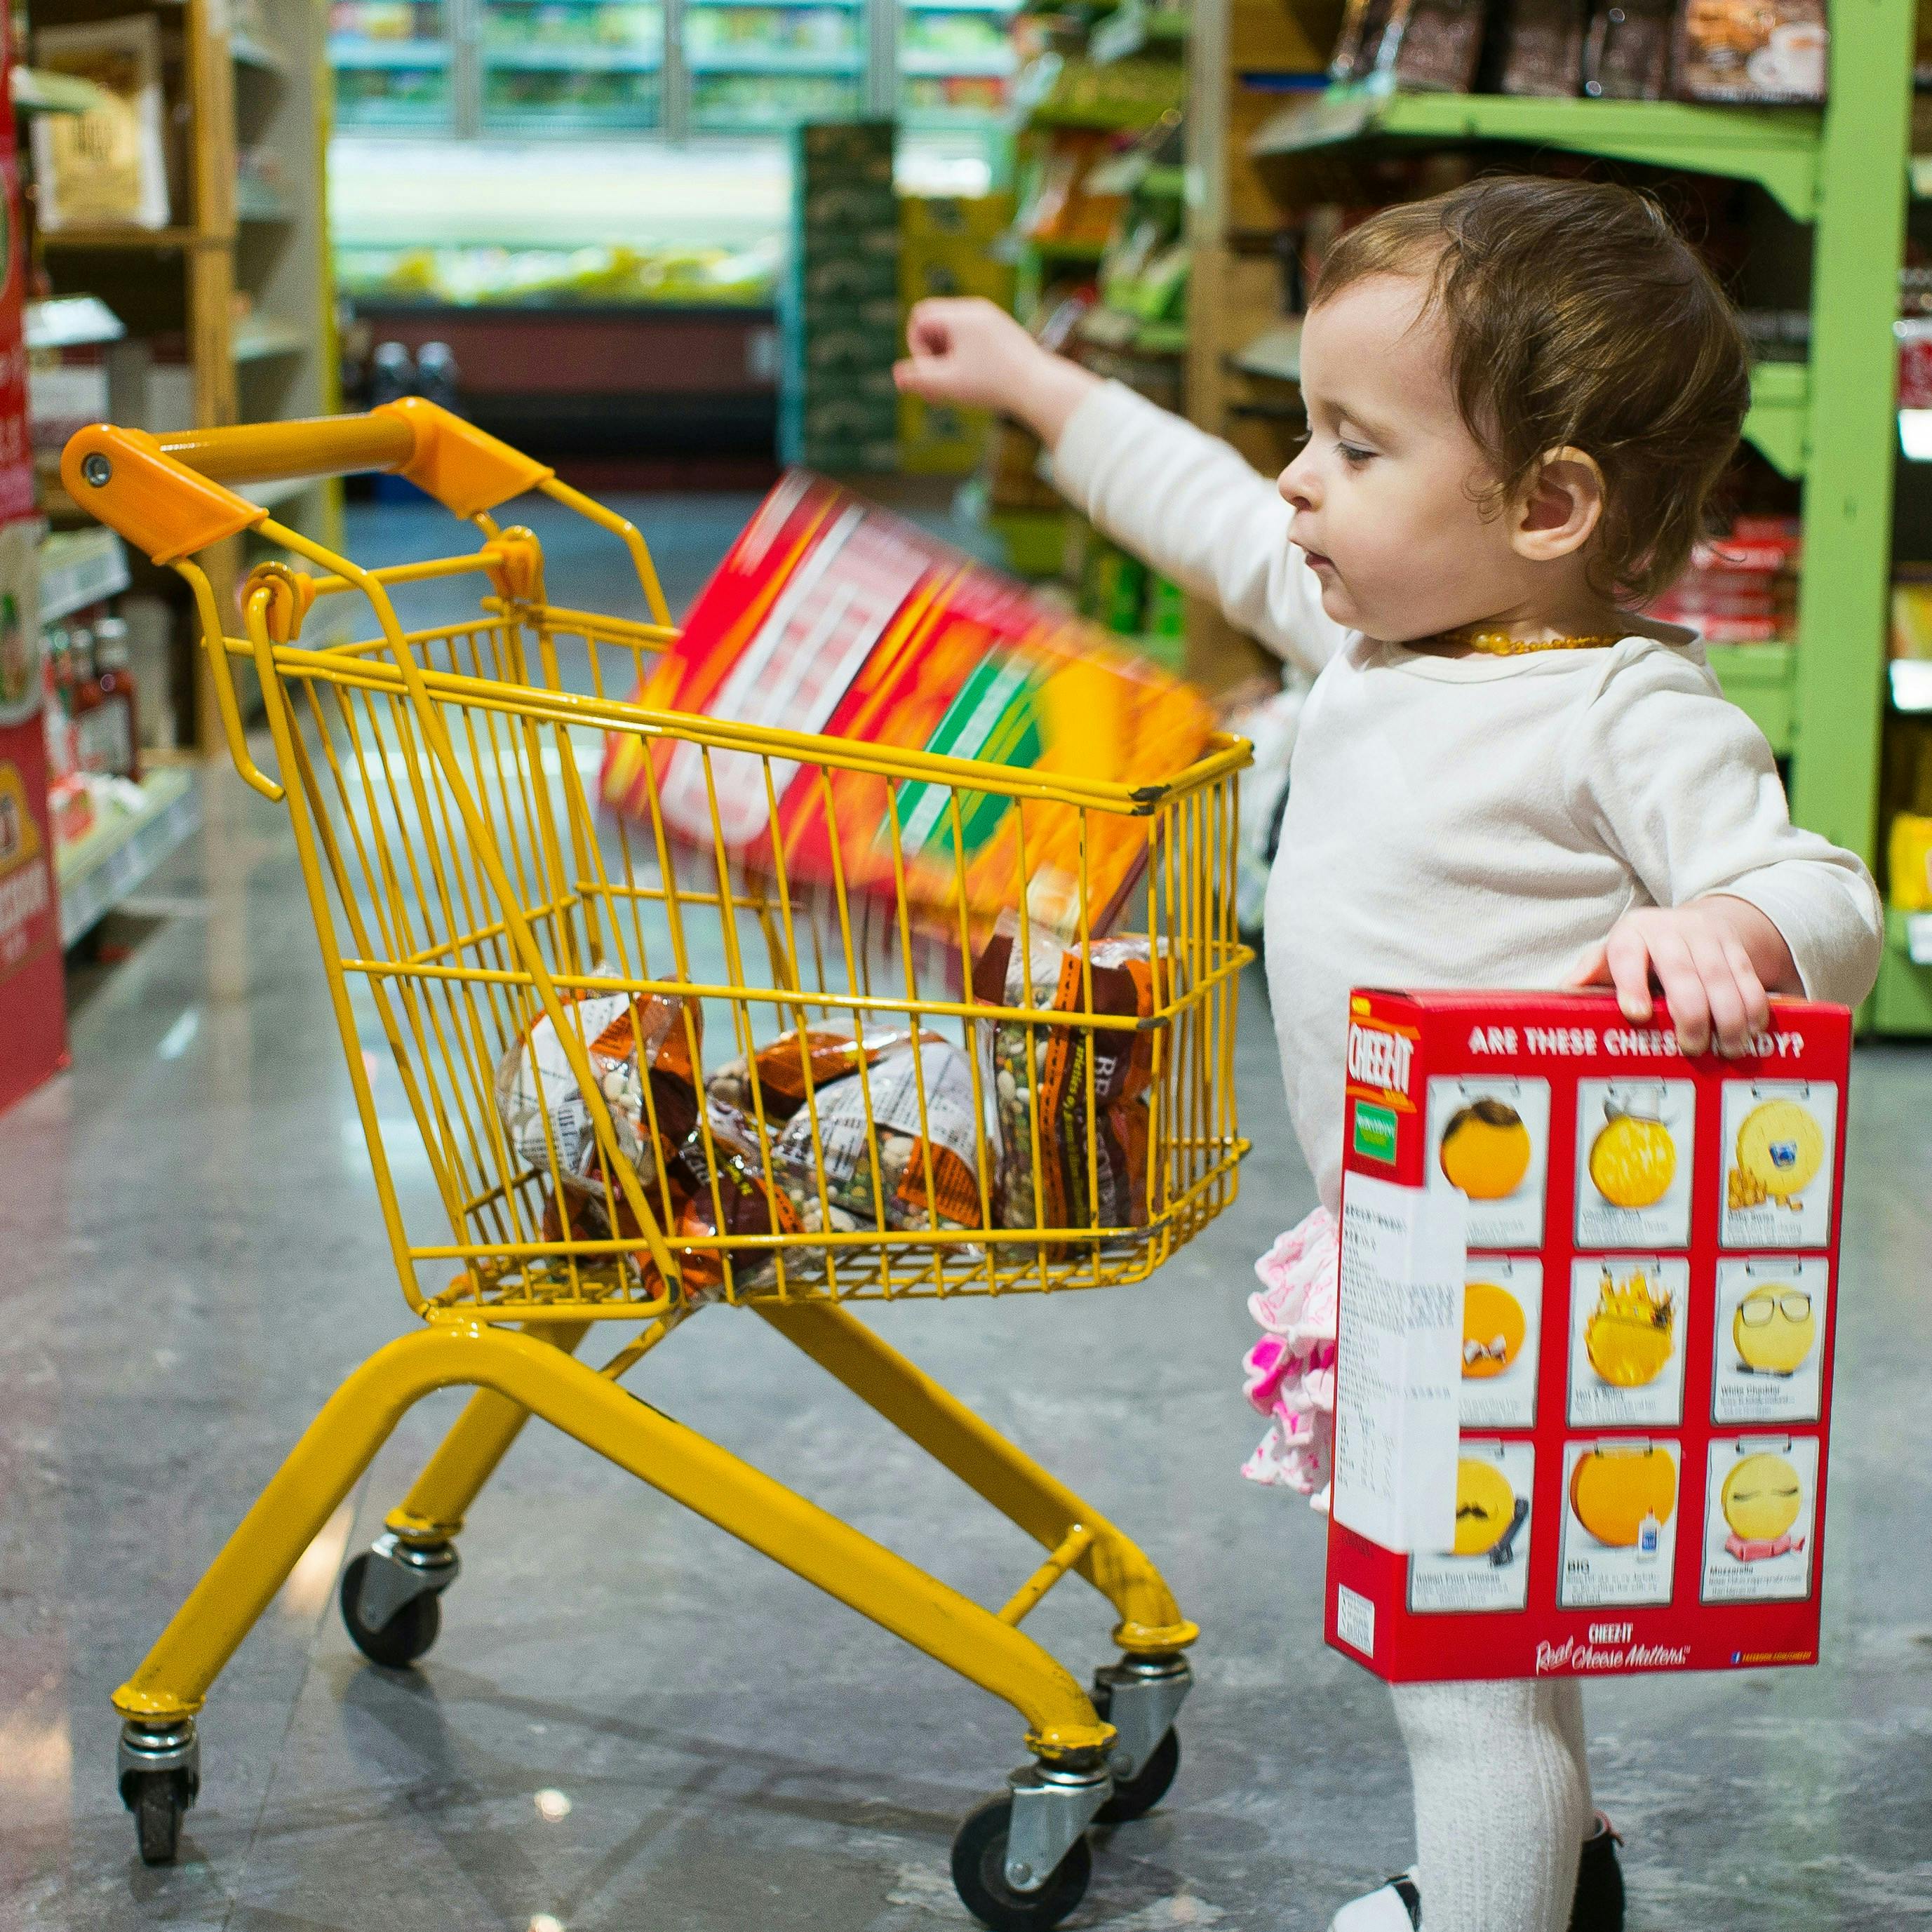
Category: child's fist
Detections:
[
  {"x1": 894, "y1": 298, "x2": 1099, "y2": 446},
  {"x1": 894, "y1": 298, "x2": 1042, "y2": 410}
]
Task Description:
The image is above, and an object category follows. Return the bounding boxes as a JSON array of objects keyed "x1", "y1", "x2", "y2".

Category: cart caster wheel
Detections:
[
  {"x1": 340, "y1": 1551, "x2": 442, "y2": 1668},
  {"x1": 126, "y1": 1771, "x2": 189, "y2": 1866},
  {"x1": 1095, "y1": 1724, "x2": 1179, "y2": 1823},
  {"x1": 951, "y1": 1795, "x2": 1093, "y2": 1932}
]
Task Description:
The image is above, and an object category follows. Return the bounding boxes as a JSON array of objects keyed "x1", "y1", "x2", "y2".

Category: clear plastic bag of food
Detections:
[
  {"x1": 706, "y1": 1026, "x2": 922, "y2": 1121},
  {"x1": 773, "y1": 1033, "x2": 986, "y2": 1234},
  {"x1": 494, "y1": 982, "x2": 702, "y2": 1193},
  {"x1": 974, "y1": 927, "x2": 1162, "y2": 1249}
]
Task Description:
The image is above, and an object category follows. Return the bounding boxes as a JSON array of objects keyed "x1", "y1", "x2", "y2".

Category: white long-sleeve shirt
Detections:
[{"x1": 1054, "y1": 381, "x2": 1884, "y2": 1212}]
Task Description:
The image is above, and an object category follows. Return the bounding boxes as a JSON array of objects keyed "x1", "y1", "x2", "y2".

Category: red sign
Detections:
[
  {"x1": 1327, "y1": 988, "x2": 1849, "y2": 1682},
  {"x1": 0, "y1": 8, "x2": 67, "y2": 1113}
]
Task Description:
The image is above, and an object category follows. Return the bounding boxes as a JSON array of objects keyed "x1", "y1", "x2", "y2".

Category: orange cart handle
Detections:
[{"x1": 62, "y1": 398, "x2": 556, "y2": 566}]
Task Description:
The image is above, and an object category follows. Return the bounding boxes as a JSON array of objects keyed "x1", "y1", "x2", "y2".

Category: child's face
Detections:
[{"x1": 1279, "y1": 271, "x2": 1534, "y2": 642}]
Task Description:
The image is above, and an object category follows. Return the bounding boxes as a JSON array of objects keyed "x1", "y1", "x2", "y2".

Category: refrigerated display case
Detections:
[
  {"x1": 482, "y1": 0, "x2": 664, "y2": 132},
  {"x1": 330, "y1": 1, "x2": 455, "y2": 132},
  {"x1": 327, "y1": 0, "x2": 1016, "y2": 154},
  {"x1": 685, "y1": 0, "x2": 864, "y2": 133},
  {"x1": 897, "y1": 0, "x2": 1016, "y2": 137}
]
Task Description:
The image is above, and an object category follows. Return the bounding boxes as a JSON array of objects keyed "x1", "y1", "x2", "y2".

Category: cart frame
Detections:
[{"x1": 67, "y1": 402, "x2": 1249, "y2": 1928}]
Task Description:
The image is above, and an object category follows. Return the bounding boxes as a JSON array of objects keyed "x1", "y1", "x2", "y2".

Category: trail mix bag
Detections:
[
  {"x1": 772, "y1": 1031, "x2": 986, "y2": 1235},
  {"x1": 494, "y1": 982, "x2": 702, "y2": 1194},
  {"x1": 974, "y1": 927, "x2": 1164, "y2": 1250}
]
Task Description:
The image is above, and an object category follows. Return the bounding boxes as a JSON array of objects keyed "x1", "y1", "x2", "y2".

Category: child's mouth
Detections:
[{"x1": 1303, "y1": 551, "x2": 1336, "y2": 575}]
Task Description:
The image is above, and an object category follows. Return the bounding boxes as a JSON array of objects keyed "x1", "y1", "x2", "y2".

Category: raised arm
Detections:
[{"x1": 896, "y1": 298, "x2": 1348, "y2": 676}]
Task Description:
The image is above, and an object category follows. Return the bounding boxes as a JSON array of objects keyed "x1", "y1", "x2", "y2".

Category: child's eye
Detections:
[{"x1": 1338, "y1": 442, "x2": 1376, "y2": 467}]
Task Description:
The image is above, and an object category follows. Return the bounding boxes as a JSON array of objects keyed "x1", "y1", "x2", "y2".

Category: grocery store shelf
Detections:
[
  {"x1": 1018, "y1": 233, "x2": 1106, "y2": 263},
  {"x1": 25, "y1": 295, "x2": 125, "y2": 350},
  {"x1": 1089, "y1": 1, "x2": 1187, "y2": 63},
  {"x1": 1078, "y1": 304, "x2": 1186, "y2": 354},
  {"x1": 232, "y1": 32, "x2": 291, "y2": 74},
  {"x1": 901, "y1": 49, "x2": 1016, "y2": 76},
  {"x1": 1231, "y1": 317, "x2": 1301, "y2": 382},
  {"x1": 40, "y1": 227, "x2": 199, "y2": 251},
  {"x1": 236, "y1": 183, "x2": 296, "y2": 222},
  {"x1": 1248, "y1": 82, "x2": 1823, "y2": 221},
  {"x1": 685, "y1": 0, "x2": 864, "y2": 6},
  {"x1": 56, "y1": 769, "x2": 201, "y2": 949},
  {"x1": 240, "y1": 477, "x2": 321, "y2": 511},
  {"x1": 39, "y1": 528, "x2": 130, "y2": 625},
  {"x1": 906, "y1": 0, "x2": 1016, "y2": 11},
  {"x1": 1705, "y1": 640, "x2": 1795, "y2": 755},
  {"x1": 13, "y1": 65, "x2": 109, "y2": 114},
  {"x1": 232, "y1": 316, "x2": 309, "y2": 362},
  {"x1": 1743, "y1": 360, "x2": 1808, "y2": 479},
  {"x1": 686, "y1": 48, "x2": 863, "y2": 73},
  {"x1": 1891, "y1": 657, "x2": 1932, "y2": 713},
  {"x1": 1085, "y1": 149, "x2": 1184, "y2": 194},
  {"x1": 1872, "y1": 913, "x2": 1932, "y2": 1033},
  {"x1": 483, "y1": 42, "x2": 661, "y2": 69},
  {"x1": 328, "y1": 36, "x2": 450, "y2": 68}
]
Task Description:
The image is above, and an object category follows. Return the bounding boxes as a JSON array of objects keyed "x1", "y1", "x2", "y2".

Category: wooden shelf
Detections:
[
  {"x1": 30, "y1": 0, "x2": 340, "y2": 763},
  {"x1": 231, "y1": 32, "x2": 292, "y2": 75},
  {"x1": 40, "y1": 227, "x2": 202, "y2": 250},
  {"x1": 232, "y1": 316, "x2": 309, "y2": 361}
]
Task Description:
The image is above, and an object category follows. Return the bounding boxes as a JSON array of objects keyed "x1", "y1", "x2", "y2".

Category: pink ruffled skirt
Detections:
[{"x1": 1240, "y1": 1205, "x2": 1339, "y2": 1511}]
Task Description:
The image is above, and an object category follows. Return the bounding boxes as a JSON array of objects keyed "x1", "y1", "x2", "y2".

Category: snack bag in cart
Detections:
[{"x1": 598, "y1": 471, "x2": 1214, "y2": 935}]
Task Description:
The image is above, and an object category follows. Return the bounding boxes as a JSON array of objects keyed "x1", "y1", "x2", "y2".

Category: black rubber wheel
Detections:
[
  {"x1": 951, "y1": 1795, "x2": 1092, "y2": 1932},
  {"x1": 128, "y1": 1771, "x2": 186, "y2": 1866},
  {"x1": 1095, "y1": 1726, "x2": 1180, "y2": 1823},
  {"x1": 340, "y1": 1552, "x2": 442, "y2": 1668}
]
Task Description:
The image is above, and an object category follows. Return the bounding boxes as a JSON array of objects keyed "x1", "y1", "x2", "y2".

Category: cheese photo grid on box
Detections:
[
  {"x1": 1458, "y1": 1256, "x2": 1543, "y2": 1429},
  {"x1": 1712, "y1": 1259, "x2": 1830, "y2": 1425},
  {"x1": 1574, "y1": 1078, "x2": 1696, "y2": 1249},
  {"x1": 1424, "y1": 1075, "x2": 1550, "y2": 1249}
]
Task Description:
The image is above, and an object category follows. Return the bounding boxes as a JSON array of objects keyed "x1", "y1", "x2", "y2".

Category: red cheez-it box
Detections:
[{"x1": 1325, "y1": 989, "x2": 1851, "y2": 1683}]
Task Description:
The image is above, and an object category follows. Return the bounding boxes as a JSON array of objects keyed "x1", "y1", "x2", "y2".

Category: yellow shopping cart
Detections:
[{"x1": 65, "y1": 401, "x2": 1251, "y2": 1931}]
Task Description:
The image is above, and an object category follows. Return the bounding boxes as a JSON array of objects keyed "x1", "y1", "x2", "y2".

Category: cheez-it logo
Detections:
[{"x1": 1347, "y1": 1023, "x2": 1414, "y2": 1099}]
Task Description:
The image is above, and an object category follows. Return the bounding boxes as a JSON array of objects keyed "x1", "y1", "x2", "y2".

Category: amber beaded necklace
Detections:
[{"x1": 1424, "y1": 626, "x2": 1625, "y2": 657}]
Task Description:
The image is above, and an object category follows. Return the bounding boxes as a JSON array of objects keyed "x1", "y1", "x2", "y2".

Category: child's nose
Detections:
[{"x1": 1277, "y1": 452, "x2": 1317, "y2": 514}]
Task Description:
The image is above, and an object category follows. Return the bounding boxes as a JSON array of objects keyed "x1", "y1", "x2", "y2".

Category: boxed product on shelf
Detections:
[
  {"x1": 901, "y1": 192, "x2": 1017, "y2": 248},
  {"x1": 1582, "y1": 0, "x2": 1675, "y2": 97},
  {"x1": 899, "y1": 394, "x2": 992, "y2": 477},
  {"x1": 1496, "y1": 0, "x2": 1590, "y2": 95},
  {"x1": 1890, "y1": 812, "x2": 1932, "y2": 911},
  {"x1": 784, "y1": 120, "x2": 901, "y2": 470},
  {"x1": 1326, "y1": 988, "x2": 1851, "y2": 1682},
  {"x1": 1646, "y1": 517, "x2": 1799, "y2": 643},
  {"x1": 1675, "y1": 0, "x2": 1827, "y2": 101},
  {"x1": 1331, "y1": 0, "x2": 1487, "y2": 90},
  {"x1": 31, "y1": 15, "x2": 174, "y2": 230}
]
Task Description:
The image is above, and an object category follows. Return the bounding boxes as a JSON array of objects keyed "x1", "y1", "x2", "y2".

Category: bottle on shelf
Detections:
[{"x1": 90, "y1": 615, "x2": 139, "y2": 781}]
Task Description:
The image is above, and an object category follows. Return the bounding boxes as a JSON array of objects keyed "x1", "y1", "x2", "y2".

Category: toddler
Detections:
[{"x1": 897, "y1": 176, "x2": 1882, "y2": 1932}]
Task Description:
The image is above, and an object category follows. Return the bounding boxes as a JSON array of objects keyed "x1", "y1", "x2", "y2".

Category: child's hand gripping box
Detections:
[{"x1": 1325, "y1": 989, "x2": 1850, "y2": 1683}]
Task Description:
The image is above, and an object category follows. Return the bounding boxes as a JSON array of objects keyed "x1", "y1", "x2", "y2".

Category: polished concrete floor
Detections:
[{"x1": 4, "y1": 492, "x2": 1931, "y2": 1931}]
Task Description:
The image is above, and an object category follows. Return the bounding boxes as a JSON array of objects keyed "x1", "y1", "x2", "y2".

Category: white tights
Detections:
[{"x1": 1389, "y1": 1678, "x2": 1592, "y2": 1932}]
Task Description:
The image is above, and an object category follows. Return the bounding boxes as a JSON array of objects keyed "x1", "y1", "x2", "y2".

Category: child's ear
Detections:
[{"x1": 1512, "y1": 447, "x2": 1606, "y2": 563}]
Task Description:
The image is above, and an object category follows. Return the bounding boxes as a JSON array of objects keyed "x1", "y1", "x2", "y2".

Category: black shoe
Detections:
[{"x1": 1569, "y1": 1814, "x2": 1625, "y2": 1932}]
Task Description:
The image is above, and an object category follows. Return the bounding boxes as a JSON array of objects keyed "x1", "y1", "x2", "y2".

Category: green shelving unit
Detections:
[{"x1": 1247, "y1": 8, "x2": 1928, "y2": 1032}]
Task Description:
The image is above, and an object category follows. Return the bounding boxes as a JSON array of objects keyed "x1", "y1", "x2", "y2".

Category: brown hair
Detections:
[{"x1": 1310, "y1": 176, "x2": 1750, "y2": 601}]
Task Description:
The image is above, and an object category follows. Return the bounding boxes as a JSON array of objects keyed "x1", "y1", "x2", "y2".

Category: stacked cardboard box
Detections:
[
  {"x1": 1648, "y1": 517, "x2": 1799, "y2": 643},
  {"x1": 897, "y1": 192, "x2": 1016, "y2": 476},
  {"x1": 781, "y1": 121, "x2": 901, "y2": 473}
]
